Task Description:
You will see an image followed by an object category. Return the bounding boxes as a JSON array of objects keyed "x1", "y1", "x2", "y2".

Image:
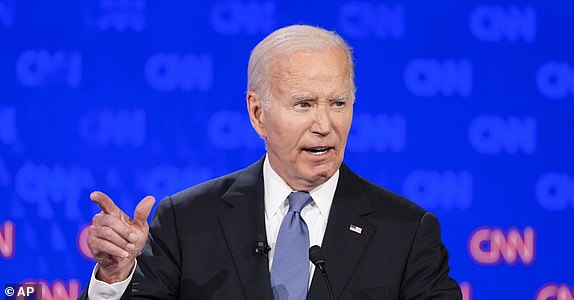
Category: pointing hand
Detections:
[{"x1": 88, "y1": 191, "x2": 155, "y2": 283}]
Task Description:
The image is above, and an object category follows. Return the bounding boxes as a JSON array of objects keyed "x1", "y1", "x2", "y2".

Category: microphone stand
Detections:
[{"x1": 309, "y1": 245, "x2": 335, "y2": 300}]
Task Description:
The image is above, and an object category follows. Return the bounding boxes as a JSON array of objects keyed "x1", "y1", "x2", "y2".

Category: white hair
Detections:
[{"x1": 247, "y1": 25, "x2": 355, "y2": 105}]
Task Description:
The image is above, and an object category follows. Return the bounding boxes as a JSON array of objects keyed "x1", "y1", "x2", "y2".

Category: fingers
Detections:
[
  {"x1": 91, "y1": 191, "x2": 121, "y2": 216},
  {"x1": 133, "y1": 196, "x2": 156, "y2": 226},
  {"x1": 88, "y1": 192, "x2": 155, "y2": 263},
  {"x1": 90, "y1": 212, "x2": 142, "y2": 261},
  {"x1": 89, "y1": 224, "x2": 133, "y2": 258},
  {"x1": 88, "y1": 192, "x2": 154, "y2": 280},
  {"x1": 92, "y1": 212, "x2": 138, "y2": 244}
]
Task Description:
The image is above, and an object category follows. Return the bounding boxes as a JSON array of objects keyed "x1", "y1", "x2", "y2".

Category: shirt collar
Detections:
[{"x1": 263, "y1": 154, "x2": 339, "y2": 220}]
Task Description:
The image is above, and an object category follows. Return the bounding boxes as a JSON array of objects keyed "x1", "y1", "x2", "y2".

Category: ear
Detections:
[{"x1": 247, "y1": 91, "x2": 266, "y2": 138}]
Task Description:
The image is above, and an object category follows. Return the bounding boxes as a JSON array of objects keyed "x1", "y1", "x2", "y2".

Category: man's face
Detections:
[{"x1": 248, "y1": 46, "x2": 354, "y2": 191}]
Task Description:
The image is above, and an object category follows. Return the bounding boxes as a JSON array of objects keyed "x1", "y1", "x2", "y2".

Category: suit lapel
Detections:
[
  {"x1": 308, "y1": 164, "x2": 376, "y2": 299},
  {"x1": 218, "y1": 158, "x2": 273, "y2": 300}
]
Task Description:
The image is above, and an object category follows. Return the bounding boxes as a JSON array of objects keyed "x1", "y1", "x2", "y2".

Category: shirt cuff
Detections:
[{"x1": 87, "y1": 260, "x2": 137, "y2": 300}]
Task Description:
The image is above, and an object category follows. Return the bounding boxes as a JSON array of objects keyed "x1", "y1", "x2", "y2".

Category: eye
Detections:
[
  {"x1": 333, "y1": 101, "x2": 346, "y2": 107},
  {"x1": 296, "y1": 101, "x2": 311, "y2": 108}
]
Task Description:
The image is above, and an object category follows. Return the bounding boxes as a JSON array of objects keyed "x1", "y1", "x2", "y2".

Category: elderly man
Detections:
[{"x1": 82, "y1": 25, "x2": 461, "y2": 299}]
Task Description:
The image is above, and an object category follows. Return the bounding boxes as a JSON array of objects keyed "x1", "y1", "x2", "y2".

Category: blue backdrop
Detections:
[{"x1": 1, "y1": 1, "x2": 573, "y2": 299}]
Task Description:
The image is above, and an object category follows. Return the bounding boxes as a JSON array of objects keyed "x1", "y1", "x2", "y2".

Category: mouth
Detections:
[{"x1": 303, "y1": 146, "x2": 334, "y2": 155}]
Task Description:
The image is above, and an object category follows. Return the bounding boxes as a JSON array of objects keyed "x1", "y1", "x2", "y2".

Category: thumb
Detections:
[{"x1": 133, "y1": 196, "x2": 156, "y2": 226}]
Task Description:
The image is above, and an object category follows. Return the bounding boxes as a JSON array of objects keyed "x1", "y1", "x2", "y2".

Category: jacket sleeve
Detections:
[{"x1": 400, "y1": 212, "x2": 462, "y2": 300}]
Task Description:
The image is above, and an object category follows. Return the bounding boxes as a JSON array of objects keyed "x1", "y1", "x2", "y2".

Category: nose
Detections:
[{"x1": 310, "y1": 104, "x2": 332, "y2": 136}]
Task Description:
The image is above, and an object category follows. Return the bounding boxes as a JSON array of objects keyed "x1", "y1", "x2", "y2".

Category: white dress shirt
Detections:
[
  {"x1": 263, "y1": 156, "x2": 338, "y2": 287},
  {"x1": 88, "y1": 155, "x2": 339, "y2": 299}
]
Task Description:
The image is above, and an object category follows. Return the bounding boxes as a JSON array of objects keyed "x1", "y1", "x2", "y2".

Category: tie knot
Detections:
[{"x1": 288, "y1": 192, "x2": 312, "y2": 213}]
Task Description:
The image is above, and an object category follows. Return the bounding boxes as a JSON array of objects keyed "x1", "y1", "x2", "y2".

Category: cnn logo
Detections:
[
  {"x1": 536, "y1": 284, "x2": 574, "y2": 300},
  {"x1": 468, "y1": 226, "x2": 535, "y2": 265},
  {"x1": 20, "y1": 280, "x2": 80, "y2": 300}
]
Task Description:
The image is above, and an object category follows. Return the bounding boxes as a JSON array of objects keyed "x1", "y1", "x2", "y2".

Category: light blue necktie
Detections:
[{"x1": 271, "y1": 191, "x2": 312, "y2": 300}]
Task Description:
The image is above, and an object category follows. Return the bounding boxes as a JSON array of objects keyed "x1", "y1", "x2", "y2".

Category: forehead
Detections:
[{"x1": 269, "y1": 47, "x2": 351, "y2": 94}]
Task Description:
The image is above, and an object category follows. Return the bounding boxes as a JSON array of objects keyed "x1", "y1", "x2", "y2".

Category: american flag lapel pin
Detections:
[{"x1": 349, "y1": 224, "x2": 362, "y2": 235}]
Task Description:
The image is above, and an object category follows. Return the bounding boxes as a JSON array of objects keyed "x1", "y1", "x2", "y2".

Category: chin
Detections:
[{"x1": 306, "y1": 165, "x2": 338, "y2": 183}]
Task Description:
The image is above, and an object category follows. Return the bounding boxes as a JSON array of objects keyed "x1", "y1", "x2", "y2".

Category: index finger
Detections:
[{"x1": 90, "y1": 191, "x2": 121, "y2": 216}]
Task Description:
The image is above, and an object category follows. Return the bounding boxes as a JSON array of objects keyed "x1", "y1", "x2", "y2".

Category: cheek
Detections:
[
  {"x1": 273, "y1": 117, "x2": 306, "y2": 140},
  {"x1": 336, "y1": 117, "x2": 353, "y2": 136},
  {"x1": 265, "y1": 118, "x2": 298, "y2": 149}
]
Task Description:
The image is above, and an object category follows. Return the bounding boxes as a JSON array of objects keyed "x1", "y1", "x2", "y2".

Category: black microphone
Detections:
[
  {"x1": 252, "y1": 235, "x2": 270, "y2": 259},
  {"x1": 309, "y1": 245, "x2": 335, "y2": 300}
]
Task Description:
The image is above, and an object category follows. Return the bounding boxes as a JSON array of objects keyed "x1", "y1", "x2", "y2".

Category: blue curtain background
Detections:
[{"x1": 1, "y1": 1, "x2": 573, "y2": 299}]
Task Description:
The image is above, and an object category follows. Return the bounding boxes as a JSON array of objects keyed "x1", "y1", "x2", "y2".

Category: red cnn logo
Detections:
[
  {"x1": 468, "y1": 226, "x2": 535, "y2": 265},
  {"x1": 536, "y1": 284, "x2": 574, "y2": 300},
  {"x1": 460, "y1": 281, "x2": 472, "y2": 300},
  {"x1": 21, "y1": 279, "x2": 80, "y2": 300},
  {"x1": 77, "y1": 224, "x2": 94, "y2": 260},
  {"x1": 0, "y1": 220, "x2": 15, "y2": 259}
]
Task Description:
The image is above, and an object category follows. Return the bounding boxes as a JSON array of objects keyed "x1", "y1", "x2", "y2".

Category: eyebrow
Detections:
[
  {"x1": 292, "y1": 95, "x2": 350, "y2": 101},
  {"x1": 292, "y1": 95, "x2": 314, "y2": 101},
  {"x1": 332, "y1": 95, "x2": 350, "y2": 101}
]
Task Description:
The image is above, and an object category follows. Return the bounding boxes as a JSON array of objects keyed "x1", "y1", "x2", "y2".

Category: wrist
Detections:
[{"x1": 96, "y1": 260, "x2": 135, "y2": 284}]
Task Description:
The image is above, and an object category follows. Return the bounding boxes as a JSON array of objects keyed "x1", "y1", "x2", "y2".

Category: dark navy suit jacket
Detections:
[{"x1": 80, "y1": 158, "x2": 461, "y2": 299}]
